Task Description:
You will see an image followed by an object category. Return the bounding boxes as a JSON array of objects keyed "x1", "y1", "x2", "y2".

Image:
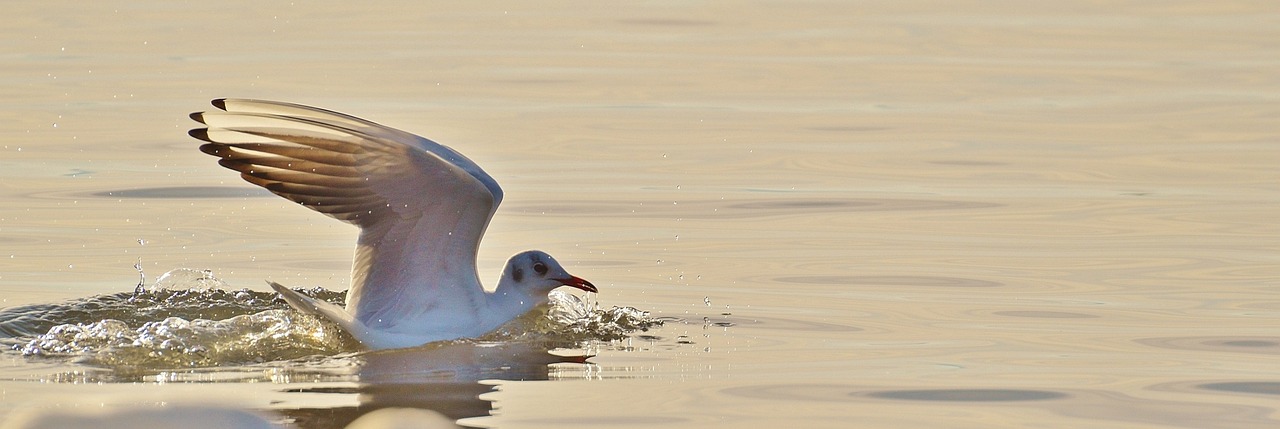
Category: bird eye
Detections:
[{"x1": 533, "y1": 262, "x2": 548, "y2": 276}]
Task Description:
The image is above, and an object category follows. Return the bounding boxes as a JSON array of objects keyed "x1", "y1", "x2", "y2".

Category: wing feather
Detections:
[
  {"x1": 198, "y1": 141, "x2": 360, "y2": 166},
  {"x1": 217, "y1": 158, "x2": 362, "y2": 179}
]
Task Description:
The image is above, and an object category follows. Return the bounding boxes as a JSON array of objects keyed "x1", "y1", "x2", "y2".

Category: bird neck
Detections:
[{"x1": 487, "y1": 278, "x2": 545, "y2": 322}]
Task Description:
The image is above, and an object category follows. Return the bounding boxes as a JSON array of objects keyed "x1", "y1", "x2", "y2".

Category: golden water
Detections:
[{"x1": 2, "y1": 1, "x2": 1278, "y2": 427}]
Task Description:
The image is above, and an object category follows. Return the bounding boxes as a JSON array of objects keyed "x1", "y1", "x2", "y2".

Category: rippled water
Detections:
[
  {"x1": 3, "y1": 269, "x2": 658, "y2": 381},
  {"x1": 4, "y1": 1, "x2": 1280, "y2": 428}
]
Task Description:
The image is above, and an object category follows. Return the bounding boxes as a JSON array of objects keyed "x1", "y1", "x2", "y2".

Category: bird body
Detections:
[{"x1": 190, "y1": 99, "x2": 596, "y2": 350}]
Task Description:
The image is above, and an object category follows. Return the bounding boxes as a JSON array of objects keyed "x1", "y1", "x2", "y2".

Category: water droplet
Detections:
[{"x1": 704, "y1": 297, "x2": 712, "y2": 307}]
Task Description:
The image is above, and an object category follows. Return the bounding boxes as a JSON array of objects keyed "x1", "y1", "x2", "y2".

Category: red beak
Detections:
[{"x1": 558, "y1": 275, "x2": 598, "y2": 293}]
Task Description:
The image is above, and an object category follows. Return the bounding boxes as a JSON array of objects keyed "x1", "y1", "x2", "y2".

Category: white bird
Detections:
[{"x1": 189, "y1": 99, "x2": 597, "y2": 350}]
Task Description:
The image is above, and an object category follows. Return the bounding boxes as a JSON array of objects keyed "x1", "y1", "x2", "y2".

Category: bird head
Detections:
[{"x1": 504, "y1": 250, "x2": 597, "y2": 294}]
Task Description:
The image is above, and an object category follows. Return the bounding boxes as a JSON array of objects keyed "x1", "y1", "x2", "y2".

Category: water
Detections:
[
  {"x1": 3, "y1": 1, "x2": 1279, "y2": 428},
  {"x1": 4, "y1": 271, "x2": 657, "y2": 373},
  {"x1": 2, "y1": 272, "x2": 661, "y2": 427}
]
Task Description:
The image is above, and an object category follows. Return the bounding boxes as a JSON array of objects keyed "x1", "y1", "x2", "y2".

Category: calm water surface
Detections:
[{"x1": 2, "y1": 1, "x2": 1279, "y2": 428}]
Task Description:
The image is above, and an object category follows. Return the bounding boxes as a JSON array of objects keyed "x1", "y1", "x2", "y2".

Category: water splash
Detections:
[
  {"x1": 5, "y1": 275, "x2": 352, "y2": 370},
  {"x1": 488, "y1": 291, "x2": 664, "y2": 343},
  {"x1": 133, "y1": 258, "x2": 145, "y2": 295},
  {"x1": 20, "y1": 310, "x2": 345, "y2": 370},
  {"x1": 150, "y1": 268, "x2": 230, "y2": 293},
  {"x1": 4, "y1": 269, "x2": 663, "y2": 373}
]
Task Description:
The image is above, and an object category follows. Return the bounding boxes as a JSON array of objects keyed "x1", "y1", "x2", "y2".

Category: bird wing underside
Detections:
[{"x1": 190, "y1": 99, "x2": 503, "y2": 329}]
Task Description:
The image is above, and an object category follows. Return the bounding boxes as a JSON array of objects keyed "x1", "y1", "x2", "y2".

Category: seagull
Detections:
[{"x1": 188, "y1": 99, "x2": 597, "y2": 350}]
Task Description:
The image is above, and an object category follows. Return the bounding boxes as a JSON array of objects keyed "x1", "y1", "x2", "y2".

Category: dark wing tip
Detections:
[
  {"x1": 189, "y1": 128, "x2": 213, "y2": 142},
  {"x1": 189, "y1": 111, "x2": 206, "y2": 124},
  {"x1": 211, "y1": 98, "x2": 228, "y2": 110},
  {"x1": 198, "y1": 143, "x2": 229, "y2": 157}
]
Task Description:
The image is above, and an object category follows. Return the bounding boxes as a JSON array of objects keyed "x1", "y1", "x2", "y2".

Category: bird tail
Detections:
[{"x1": 267, "y1": 281, "x2": 365, "y2": 339}]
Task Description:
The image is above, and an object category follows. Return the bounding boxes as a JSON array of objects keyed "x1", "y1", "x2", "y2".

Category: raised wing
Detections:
[{"x1": 189, "y1": 99, "x2": 503, "y2": 329}]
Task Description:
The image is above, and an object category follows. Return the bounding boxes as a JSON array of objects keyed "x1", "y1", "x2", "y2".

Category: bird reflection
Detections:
[{"x1": 277, "y1": 340, "x2": 590, "y2": 429}]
